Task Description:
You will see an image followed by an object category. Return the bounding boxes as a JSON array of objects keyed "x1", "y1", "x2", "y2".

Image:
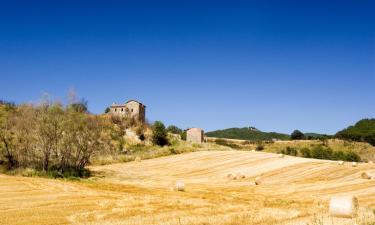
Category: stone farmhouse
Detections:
[{"x1": 110, "y1": 100, "x2": 146, "y2": 123}]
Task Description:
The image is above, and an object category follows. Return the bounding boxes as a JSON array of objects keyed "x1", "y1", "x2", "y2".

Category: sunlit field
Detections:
[{"x1": 1, "y1": 150, "x2": 375, "y2": 225}]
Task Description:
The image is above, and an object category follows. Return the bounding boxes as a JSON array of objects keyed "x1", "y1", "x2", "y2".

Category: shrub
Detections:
[
  {"x1": 282, "y1": 147, "x2": 298, "y2": 156},
  {"x1": 300, "y1": 148, "x2": 311, "y2": 158},
  {"x1": 310, "y1": 145, "x2": 333, "y2": 159},
  {"x1": 332, "y1": 150, "x2": 346, "y2": 160},
  {"x1": 152, "y1": 121, "x2": 168, "y2": 146},
  {"x1": 297, "y1": 145, "x2": 361, "y2": 162},
  {"x1": 167, "y1": 125, "x2": 182, "y2": 134},
  {"x1": 256, "y1": 144, "x2": 265, "y2": 151},
  {"x1": 344, "y1": 151, "x2": 361, "y2": 162},
  {"x1": 180, "y1": 130, "x2": 187, "y2": 140},
  {"x1": 169, "y1": 148, "x2": 178, "y2": 155}
]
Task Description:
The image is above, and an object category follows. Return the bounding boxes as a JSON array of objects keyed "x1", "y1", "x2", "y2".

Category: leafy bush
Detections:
[
  {"x1": 300, "y1": 148, "x2": 311, "y2": 158},
  {"x1": 152, "y1": 121, "x2": 168, "y2": 146},
  {"x1": 167, "y1": 125, "x2": 182, "y2": 134},
  {"x1": 281, "y1": 147, "x2": 298, "y2": 156},
  {"x1": 169, "y1": 148, "x2": 178, "y2": 155},
  {"x1": 310, "y1": 145, "x2": 333, "y2": 159},
  {"x1": 280, "y1": 144, "x2": 361, "y2": 162},
  {"x1": 180, "y1": 130, "x2": 187, "y2": 140},
  {"x1": 344, "y1": 151, "x2": 361, "y2": 162},
  {"x1": 256, "y1": 144, "x2": 264, "y2": 151}
]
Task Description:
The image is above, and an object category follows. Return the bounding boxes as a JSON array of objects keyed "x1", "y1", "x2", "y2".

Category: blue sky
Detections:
[{"x1": 0, "y1": 0, "x2": 374, "y2": 134}]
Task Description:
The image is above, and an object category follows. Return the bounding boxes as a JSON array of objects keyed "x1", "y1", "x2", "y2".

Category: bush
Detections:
[
  {"x1": 167, "y1": 125, "x2": 182, "y2": 134},
  {"x1": 256, "y1": 144, "x2": 264, "y2": 151},
  {"x1": 344, "y1": 151, "x2": 361, "y2": 162},
  {"x1": 310, "y1": 145, "x2": 333, "y2": 159},
  {"x1": 180, "y1": 130, "x2": 187, "y2": 141},
  {"x1": 282, "y1": 147, "x2": 298, "y2": 156},
  {"x1": 296, "y1": 145, "x2": 361, "y2": 162},
  {"x1": 152, "y1": 121, "x2": 168, "y2": 146},
  {"x1": 300, "y1": 148, "x2": 311, "y2": 158},
  {"x1": 169, "y1": 148, "x2": 178, "y2": 155}
]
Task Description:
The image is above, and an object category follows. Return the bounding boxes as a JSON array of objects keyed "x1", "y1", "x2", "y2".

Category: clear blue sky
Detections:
[{"x1": 0, "y1": 0, "x2": 374, "y2": 134}]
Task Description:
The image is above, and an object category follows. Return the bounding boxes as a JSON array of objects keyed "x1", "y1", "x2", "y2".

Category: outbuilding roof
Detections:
[{"x1": 110, "y1": 100, "x2": 146, "y2": 108}]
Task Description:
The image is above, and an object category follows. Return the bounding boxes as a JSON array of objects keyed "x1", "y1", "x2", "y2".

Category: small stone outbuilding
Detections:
[{"x1": 187, "y1": 128, "x2": 205, "y2": 143}]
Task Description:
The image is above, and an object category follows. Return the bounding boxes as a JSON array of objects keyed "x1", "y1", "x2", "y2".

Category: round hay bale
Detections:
[
  {"x1": 227, "y1": 173, "x2": 235, "y2": 179},
  {"x1": 361, "y1": 172, "x2": 373, "y2": 180},
  {"x1": 278, "y1": 153, "x2": 285, "y2": 158},
  {"x1": 369, "y1": 161, "x2": 373, "y2": 164},
  {"x1": 135, "y1": 156, "x2": 142, "y2": 162},
  {"x1": 352, "y1": 162, "x2": 358, "y2": 167},
  {"x1": 338, "y1": 161, "x2": 344, "y2": 165},
  {"x1": 251, "y1": 150, "x2": 256, "y2": 152},
  {"x1": 175, "y1": 181, "x2": 185, "y2": 192},
  {"x1": 254, "y1": 176, "x2": 262, "y2": 185},
  {"x1": 329, "y1": 196, "x2": 358, "y2": 218},
  {"x1": 236, "y1": 173, "x2": 246, "y2": 179}
]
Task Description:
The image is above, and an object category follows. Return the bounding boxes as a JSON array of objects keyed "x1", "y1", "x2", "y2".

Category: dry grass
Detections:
[
  {"x1": 91, "y1": 141, "x2": 230, "y2": 166},
  {"x1": 1, "y1": 150, "x2": 375, "y2": 225}
]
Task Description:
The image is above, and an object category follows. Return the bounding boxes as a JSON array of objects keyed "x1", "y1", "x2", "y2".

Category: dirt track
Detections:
[{"x1": 1, "y1": 150, "x2": 375, "y2": 225}]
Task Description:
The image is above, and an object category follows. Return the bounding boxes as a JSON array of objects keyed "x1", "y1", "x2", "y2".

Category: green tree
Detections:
[
  {"x1": 104, "y1": 107, "x2": 110, "y2": 113},
  {"x1": 291, "y1": 130, "x2": 305, "y2": 140},
  {"x1": 167, "y1": 125, "x2": 182, "y2": 134},
  {"x1": 152, "y1": 121, "x2": 168, "y2": 146}
]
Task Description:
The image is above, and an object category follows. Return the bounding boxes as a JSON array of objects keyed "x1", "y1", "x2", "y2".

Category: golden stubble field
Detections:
[{"x1": 1, "y1": 150, "x2": 375, "y2": 225}]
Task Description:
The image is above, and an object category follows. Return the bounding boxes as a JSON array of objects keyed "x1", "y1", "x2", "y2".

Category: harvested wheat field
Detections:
[{"x1": 1, "y1": 150, "x2": 375, "y2": 225}]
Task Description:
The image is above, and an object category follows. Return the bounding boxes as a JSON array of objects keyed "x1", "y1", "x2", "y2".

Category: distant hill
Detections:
[
  {"x1": 336, "y1": 119, "x2": 375, "y2": 146},
  {"x1": 304, "y1": 133, "x2": 331, "y2": 139},
  {"x1": 206, "y1": 127, "x2": 290, "y2": 141}
]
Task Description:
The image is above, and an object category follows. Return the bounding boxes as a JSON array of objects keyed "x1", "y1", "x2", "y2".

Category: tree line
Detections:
[{"x1": 0, "y1": 100, "x2": 121, "y2": 177}]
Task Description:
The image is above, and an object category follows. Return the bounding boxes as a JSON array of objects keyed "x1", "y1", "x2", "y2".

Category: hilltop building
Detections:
[
  {"x1": 110, "y1": 100, "x2": 146, "y2": 123},
  {"x1": 187, "y1": 128, "x2": 205, "y2": 143}
]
